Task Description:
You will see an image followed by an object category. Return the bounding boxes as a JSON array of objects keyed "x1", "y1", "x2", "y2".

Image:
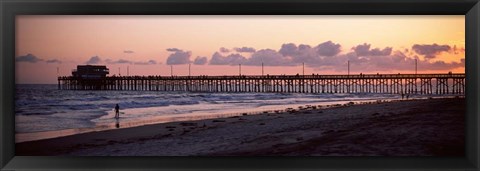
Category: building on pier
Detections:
[{"x1": 72, "y1": 65, "x2": 109, "y2": 79}]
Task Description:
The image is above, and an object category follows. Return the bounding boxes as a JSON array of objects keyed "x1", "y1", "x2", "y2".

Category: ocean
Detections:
[{"x1": 15, "y1": 84, "x2": 447, "y2": 142}]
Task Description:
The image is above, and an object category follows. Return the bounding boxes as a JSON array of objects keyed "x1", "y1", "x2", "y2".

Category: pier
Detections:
[{"x1": 58, "y1": 73, "x2": 465, "y2": 95}]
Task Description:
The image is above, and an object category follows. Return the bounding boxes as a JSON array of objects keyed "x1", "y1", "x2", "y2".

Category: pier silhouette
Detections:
[{"x1": 58, "y1": 73, "x2": 465, "y2": 95}]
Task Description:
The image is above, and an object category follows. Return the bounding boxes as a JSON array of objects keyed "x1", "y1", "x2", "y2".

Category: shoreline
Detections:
[
  {"x1": 16, "y1": 97, "x2": 465, "y2": 156},
  {"x1": 16, "y1": 94, "x2": 460, "y2": 143},
  {"x1": 16, "y1": 96, "x2": 397, "y2": 143}
]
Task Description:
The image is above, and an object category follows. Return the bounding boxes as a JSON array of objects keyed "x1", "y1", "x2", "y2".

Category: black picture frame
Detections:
[{"x1": 1, "y1": 0, "x2": 479, "y2": 170}]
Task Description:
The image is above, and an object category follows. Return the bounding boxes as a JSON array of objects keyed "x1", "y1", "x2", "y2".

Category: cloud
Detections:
[
  {"x1": 279, "y1": 43, "x2": 298, "y2": 56},
  {"x1": 193, "y1": 56, "x2": 208, "y2": 65},
  {"x1": 123, "y1": 50, "x2": 134, "y2": 54},
  {"x1": 298, "y1": 44, "x2": 311, "y2": 51},
  {"x1": 107, "y1": 58, "x2": 158, "y2": 65},
  {"x1": 112, "y1": 59, "x2": 132, "y2": 64},
  {"x1": 219, "y1": 47, "x2": 230, "y2": 53},
  {"x1": 209, "y1": 52, "x2": 247, "y2": 65},
  {"x1": 134, "y1": 60, "x2": 157, "y2": 65},
  {"x1": 166, "y1": 48, "x2": 182, "y2": 52},
  {"x1": 279, "y1": 41, "x2": 324, "y2": 65},
  {"x1": 277, "y1": 41, "x2": 341, "y2": 65},
  {"x1": 246, "y1": 49, "x2": 294, "y2": 66},
  {"x1": 86, "y1": 56, "x2": 102, "y2": 64},
  {"x1": 85, "y1": 56, "x2": 158, "y2": 65},
  {"x1": 453, "y1": 45, "x2": 465, "y2": 55},
  {"x1": 304, "y1": 43, "x2": 462, "y2": 72},
  {"x1": 46, "y1": 59, "x2": 62, "y2": 64},
  {"x1": 205, "y1": 42, "x2": 463, "y2": 72},
  {"x1": 277, "y1": 43, "x2": 318, "y2": 64},
  {"x1": 16, "y1": 54, "x2": 43, "y2": 63},
  {"x1": 417, "y1": 58, "x2": 464, "y2": 71},
  {"x1": 16, "y1": 54, "x2": 63, "y2": 64},
  {"x1": 166, "y1": 48, "x2": 192, "y2": 65},
  {"x1": 102, "y1": 59, "x2": 131, "y2": 64},
  {"x1": 412, "y1": 43, "x2": 451, "y2": 59},
  {"x1": 353, "y1": 43, "x2": 392, "y2": 56},
  {"x1": 325, "y1": 51, "x2": 463, "y2": 72},
  {"x1": 315, "y1": 41, "x2": 342, "y2": 57},
  {"x1": 234, "y1": 47, "x2": 256, "y2": 53},
  {"x1": 86, "y1": 56, "x2": 125, "y2": 65},
  {"x1": 291, "y1": 44, "x2": 319, "y2": 64}
]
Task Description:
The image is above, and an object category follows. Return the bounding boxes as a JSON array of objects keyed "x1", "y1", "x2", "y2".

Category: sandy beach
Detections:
[{"x1": 16, "y1": 97, "x2": 465, "y2": 156}]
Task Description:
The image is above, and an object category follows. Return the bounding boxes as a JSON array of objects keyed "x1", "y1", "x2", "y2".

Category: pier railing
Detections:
[{"x1": 58, "y1": 73, "x2": 465, "y2": 94}]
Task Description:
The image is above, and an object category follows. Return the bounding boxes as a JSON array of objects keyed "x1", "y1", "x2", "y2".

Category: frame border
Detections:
[{"x1": 1, "y1": 0, "x2": 479, "y2": 170}]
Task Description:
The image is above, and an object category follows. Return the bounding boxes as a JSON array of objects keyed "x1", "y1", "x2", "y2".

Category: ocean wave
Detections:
[{"x1": 15, "y1": 84, "x2": 409, "y2": 133}]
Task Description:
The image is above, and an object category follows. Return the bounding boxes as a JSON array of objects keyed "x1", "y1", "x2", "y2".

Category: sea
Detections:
[{"x1": 15, "y1": 84, "x2": 450, "y2": 143}]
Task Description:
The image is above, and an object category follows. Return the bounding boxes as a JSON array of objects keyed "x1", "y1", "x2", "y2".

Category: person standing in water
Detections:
[{"x1": 115, "y1": 104, "x2": 120, "y2": 118}]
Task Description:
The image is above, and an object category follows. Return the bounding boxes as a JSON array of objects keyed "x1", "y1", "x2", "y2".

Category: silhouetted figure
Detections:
[
  {"x1": 401, "y1": 93, "x2": 405, "y2": 99},
  {"x1": 406, "y1": 94, "x2": 410, "y2": 100},
  {"x1": 115, "y1": 104, "x2": 120, "y2": 118}
]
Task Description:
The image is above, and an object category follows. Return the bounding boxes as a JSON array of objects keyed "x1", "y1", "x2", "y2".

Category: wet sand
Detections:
[{"x1": 16, "y1": 97, "x2": 465, "y2": 156}]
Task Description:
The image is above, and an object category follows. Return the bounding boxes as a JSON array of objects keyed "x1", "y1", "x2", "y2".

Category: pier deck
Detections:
[{"x1": 58, "y1": 73, "x2": 465, "y2": 94}]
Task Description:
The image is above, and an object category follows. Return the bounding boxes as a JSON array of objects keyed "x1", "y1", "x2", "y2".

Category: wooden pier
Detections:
[{"x1": 58, "y1": 73, "x2": 465, "y2": 95}]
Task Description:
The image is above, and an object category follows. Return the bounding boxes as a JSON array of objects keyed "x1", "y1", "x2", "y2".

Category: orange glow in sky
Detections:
[{"x1": 16, "y1": 15, "x2": 465, "y2": 84}]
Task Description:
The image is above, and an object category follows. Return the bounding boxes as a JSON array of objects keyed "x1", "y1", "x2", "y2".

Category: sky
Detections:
[{"x1": 16, "y1": 15, "x2": 465, "y2": 84}]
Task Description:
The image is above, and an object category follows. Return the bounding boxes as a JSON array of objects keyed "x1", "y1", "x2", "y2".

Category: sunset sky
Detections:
[{"x1": 16, "y1": 15, "x2": 465, "y2": 84}]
